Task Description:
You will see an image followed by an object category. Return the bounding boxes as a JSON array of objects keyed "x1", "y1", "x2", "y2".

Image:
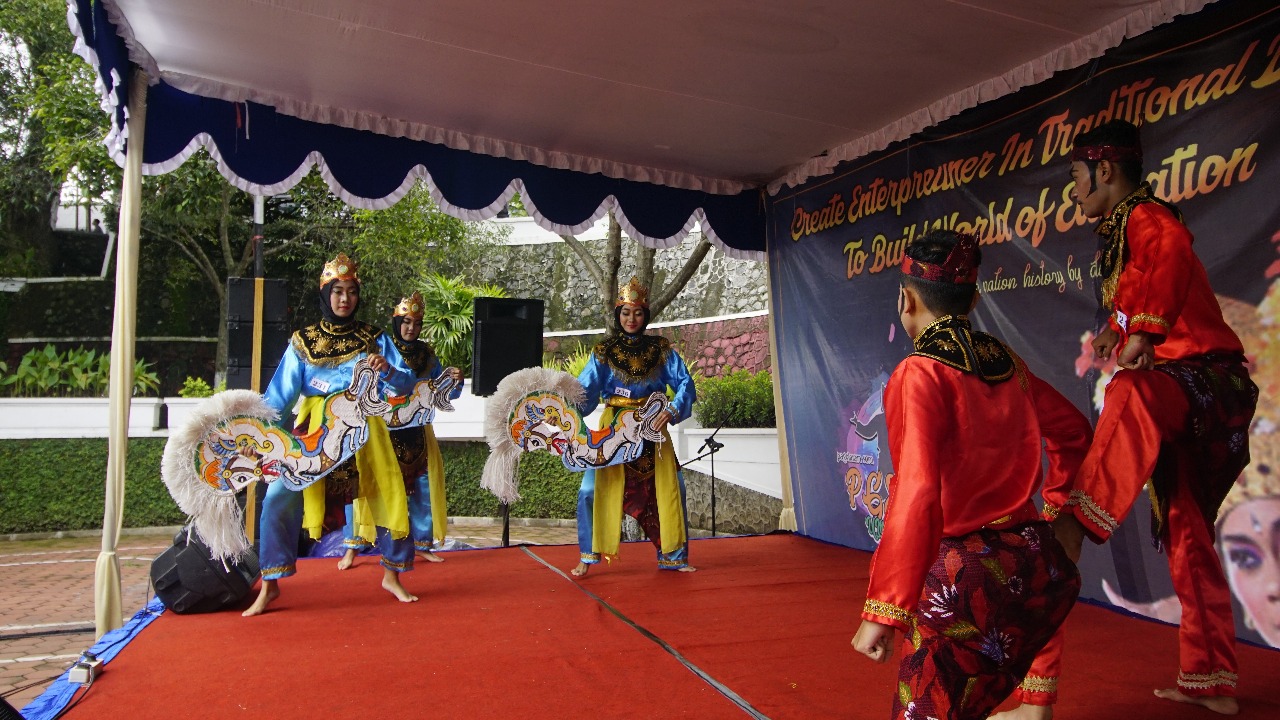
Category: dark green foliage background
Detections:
[
  {"x1": 0, "y1": 438, "x2": 579, "y2": 534},
  {"x1": 693, "y1": 368, "x2": 776, "y2": 429}
]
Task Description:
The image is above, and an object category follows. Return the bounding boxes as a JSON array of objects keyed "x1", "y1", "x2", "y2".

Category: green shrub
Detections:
[
  {"x1": 0, "y1": 439, "x2": 579, "y2": 535},
  {"x1": 178, "y1": 376, "x2": 215, "y2": 398},
  {"x1": 0, "y1": 345, "x2": 160, "y2": 398},
  {"x1": 693, "y1": 368, "x2": 776, "y2": 429}
]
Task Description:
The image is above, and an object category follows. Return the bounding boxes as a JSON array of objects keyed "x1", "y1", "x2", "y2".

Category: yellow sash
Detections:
[
  {"x1": 590, "y1": 406, "x2": 686, "y2": 559},
  {"x1": 424, "y1": 424, "x2": 448, "y2": 543},
  {"x1": 295, "y1": 395, "x2": 409, "y2": 541}
]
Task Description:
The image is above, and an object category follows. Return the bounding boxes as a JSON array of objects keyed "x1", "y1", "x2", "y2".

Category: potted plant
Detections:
[
  {"x1": 164, "y1": 376, "x2": 222, "y2": 430},
  {"x1": 0, "y1": 345, "x2": 164, "y2": 438}
]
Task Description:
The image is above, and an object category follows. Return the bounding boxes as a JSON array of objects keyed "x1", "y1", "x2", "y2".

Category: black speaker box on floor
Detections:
[
  {"x1": 471, "y1": 297, "x2": 544, "y2": 396},
  {"x1": 150, "y1": 529, "x2": 260, "y2": 614}
]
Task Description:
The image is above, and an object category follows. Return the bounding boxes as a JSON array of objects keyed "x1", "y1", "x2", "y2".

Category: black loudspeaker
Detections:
[
  {"x1": 150, "y1": 529, "x2": 260, "y2": 614},
  {"x1": 0, "y1": 696, "x2": 22, "y2": 720},
  {"x1": 472, "y1": 297, "x2": 544, "y2": 396},
  {"x1": 225, "y1": 277, "x2": 290, "y2": 390}
]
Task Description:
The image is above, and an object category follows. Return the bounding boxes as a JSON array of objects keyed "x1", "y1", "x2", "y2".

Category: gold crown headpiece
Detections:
[
  {"x1": 393, "y1": 291, "x2": 425, "y2": 320},
  {"x1": 615, "y1": 277, "x2": 649, "y2": 308},
  {"x1": 319, "y1": 253, "x2": 360, "y2": 288}
]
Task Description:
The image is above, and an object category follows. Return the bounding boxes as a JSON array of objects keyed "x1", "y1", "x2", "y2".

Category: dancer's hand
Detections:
[
  {"x1": 367, "y1": 354, "x2": 390, "y2": 374},
  {"x1": 1117, "y1": 332, "x2": 1155, "y2": 370},
  {"x1": 654, "y1": 409, "x2": 673, "y2": 431},
  {"x1": 1092, "y1": 325, "x2": 1120, "y2": 360},
  {"x1": 852, "y1": 620, "x2": 895, "y2": 663},
  {"x1": 444, "y1": 366, "x2": 463, "y2": 382}
]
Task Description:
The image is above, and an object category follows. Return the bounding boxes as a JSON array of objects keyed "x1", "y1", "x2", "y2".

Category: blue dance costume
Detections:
[
  {"x1": 258, "y1": 319, "x2": 417, "y2": 580},
  {"x1": 576, "y1": 332, "x2": 696, "y2": 568}
]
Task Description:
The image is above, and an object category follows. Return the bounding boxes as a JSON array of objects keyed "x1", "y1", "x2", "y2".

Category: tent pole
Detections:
[
  {"x1": 764, "y1": 254, "x2": 797, "y2": 531},
  {"x1": 95, "y1": 67, "x2": 149, "y2": 639}
]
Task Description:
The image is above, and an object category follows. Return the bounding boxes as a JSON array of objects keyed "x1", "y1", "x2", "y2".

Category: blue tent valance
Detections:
[{"x1": 69, "y1": 0, "x2": 766, "y2": 257}]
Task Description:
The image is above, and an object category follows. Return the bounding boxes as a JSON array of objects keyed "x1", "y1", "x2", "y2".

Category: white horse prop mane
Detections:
[
  {"x1": 161, "y1": 357, "x2": 457, "y2": 563},
  {"x1": 480, "y1": 367, "x2": 667, "y2": 504}
]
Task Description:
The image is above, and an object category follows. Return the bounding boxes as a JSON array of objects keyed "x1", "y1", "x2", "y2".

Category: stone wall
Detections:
[
  {"x1": 481, "y1": 231, "x2": 768, "y2": 331},
  {"x1": 684, "y1": 468, "x2": 784, "y2": 536}
]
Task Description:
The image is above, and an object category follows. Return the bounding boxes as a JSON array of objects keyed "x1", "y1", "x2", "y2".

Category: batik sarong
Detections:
[{"x1": 893, "y1": 522, "x2": 1080, "y2": 720}]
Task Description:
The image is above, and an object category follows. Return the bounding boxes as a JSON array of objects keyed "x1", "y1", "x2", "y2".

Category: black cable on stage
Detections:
[{"x1": 521, "y1": 546, "x2": 770, "y2": 720}]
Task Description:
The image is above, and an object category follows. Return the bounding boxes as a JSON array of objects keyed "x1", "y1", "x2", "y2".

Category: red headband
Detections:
[
  {"x1": 1069, "y1": 144, "x2": 1142, "y2": 163},
  {"x1": 900, "y1": 233, "x2": 980, "y2": 284}
]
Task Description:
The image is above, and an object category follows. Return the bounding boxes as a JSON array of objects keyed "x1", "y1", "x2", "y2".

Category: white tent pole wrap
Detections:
[
  {"x1": 765, "y1": 261, "x2": 797, "y2": 532},
  {"x1": 95, "y1": 68, "x2": 149, "y2": 639}
]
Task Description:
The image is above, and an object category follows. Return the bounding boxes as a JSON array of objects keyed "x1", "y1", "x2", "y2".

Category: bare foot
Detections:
[
  {"x1": 989, "y1": 703, "x2": 1053, "y2": 720},
  {"x1": 1153, "y1": 689, "x2": 1238, "y2": 715},
  {"x1": 242, "y1": 580, "x2": 279, "y2": 617},
  {"x1": 418, "y1": 550, "x2": 444, "y2": 563},
  {"x1": 381, "y1": 570, "x2": 419, "y2": 603},
  {"x1": 337, "y1": 548, "x2": 357, "y2": 570},
  {"x1": 1051, "y1": 513, "x2": 1085, "y2": 564},
  {"x1": 678, "y1": 566, "x2": 697, "y2": 573},
  {"x1": 570, "y1": 562, "x2": 590, "y2": 577}
]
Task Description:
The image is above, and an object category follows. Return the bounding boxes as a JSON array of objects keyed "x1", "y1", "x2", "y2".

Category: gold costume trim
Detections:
[
  {"x1": 1068, "y1": 489, "x2": 1118, "y2": 534},
  {"x1": 291, "y1": 320, "x2": 383, "y2": 367},
  {"x1": 1018, "y1": 675, "x2": 1059, "y2": 694},
  {"x1": 594, "y1": 333, "x2": 670, "y2": 384},
  {"x1": 1177, "y1": 670, "x2": 1238, "y2": 690},
  {"x1": 864, "y1": 598, "x2": 913, "y2": 626},
  {"x1": 392, "y1": 334, "x2": 436, "y2": 376},
  {"x1": 1129, "y1": 312, "x2": 1171, "y2": 331},
  {"x1": 1042, "y1": 504, "x2": 1060, "y2": 521},
  {"x1": 911, "y1": 315, "x2": 1016, "y2": 385}
]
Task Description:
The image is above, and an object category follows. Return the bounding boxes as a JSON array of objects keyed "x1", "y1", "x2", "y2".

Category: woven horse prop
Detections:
[
  {"x1": 480, "y1": 367, "x2": 667, "y2": 504},
  {"x1": 161, "y1": 357, "x2": 458, "y2": 562}
]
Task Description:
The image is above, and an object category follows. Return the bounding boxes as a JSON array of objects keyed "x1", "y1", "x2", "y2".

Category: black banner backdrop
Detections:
[{"x1": 768, "y1": 1, "x2": 1280, "y2": 648}]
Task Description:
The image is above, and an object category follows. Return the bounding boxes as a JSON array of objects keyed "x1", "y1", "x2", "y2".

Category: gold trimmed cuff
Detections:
[
  {"x1": 1129, "y1": 312, "x2": 1171, "y2": 331},
  {"x1": 1041, "y1": 504, "x2": 1060, "y2": 521},
  {"x1": 1019, "y1": 675, "x2": 1058, "y2": 694},
  {"x1": 1068, "y1": 489, "x2": 1119, "y2": 536},
  {"x1": 1178, "y1": 670, "x2": 1238, "y2": 691},
  {"x1": 863, "y1": 598, "x2": 913, "y2": 627}
]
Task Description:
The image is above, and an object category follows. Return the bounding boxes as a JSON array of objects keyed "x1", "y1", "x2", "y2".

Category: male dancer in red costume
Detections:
[
  {"x1": 1042, "y1": 120, "x2": 1257, "y2": 718},
  {"x1": 853, "y1": 230, "x2": 1091, "y2": 720}
]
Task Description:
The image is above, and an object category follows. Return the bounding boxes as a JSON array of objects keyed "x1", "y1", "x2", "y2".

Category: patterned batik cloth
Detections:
[{"x1": 893, "y1": 522, "x2": 1080, "y2": 720}]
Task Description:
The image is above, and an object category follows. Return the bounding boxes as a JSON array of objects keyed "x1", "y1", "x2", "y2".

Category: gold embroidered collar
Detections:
[
  {"x1": 291, "y1": 320, "x2": 382, "y2": 367},
  {"x1": 392, "y1": 334, "x2": 436, "y2": 376},
  {"x1": 912, "y1": 315, "x2": 1016, "y2": 385},
  {"x1": 595, "y1": 333, "x2": 670, "y2": 383}
]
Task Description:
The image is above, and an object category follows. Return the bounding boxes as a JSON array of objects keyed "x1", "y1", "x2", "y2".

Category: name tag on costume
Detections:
[
  {"x1": 613, "y1": 387, "x2": 632, "y2": 398},
  {"x1": 309, "y1": 378, "x2": 332, "y2": 393}
]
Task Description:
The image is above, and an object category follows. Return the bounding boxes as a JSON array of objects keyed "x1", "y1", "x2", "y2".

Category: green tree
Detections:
[
  {"x1": 136, "y1": 152, "x2": 353, "y2": 372},
  {"x1": 419, "y1": 273, "x2": 507, "y2": 372},
  {"x1": 349, "y1": 181, "x2": 509, "y2": 317},
  {"x1": 0, "y1": 0, "x2": 111, "y2": 272},
  {"x1": 559, "y1": 212, "x2": 713, "y2": 328}
]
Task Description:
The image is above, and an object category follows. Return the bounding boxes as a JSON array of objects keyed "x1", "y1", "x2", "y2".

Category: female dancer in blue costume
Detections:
[
  {"x1": 243, "y1": 254, "x2": 420, "y2": 617},
  {"x1": 571, "y1": 277, "x2": 697, "y2": 577},
  {"x1": 338, "y1": 291, "x2": 463, "y2": 569}
]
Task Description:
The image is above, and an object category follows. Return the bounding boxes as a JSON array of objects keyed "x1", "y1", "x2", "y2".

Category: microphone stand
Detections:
[{"x1": 680, "y1": 426, "x2": 724, "y2": 537}]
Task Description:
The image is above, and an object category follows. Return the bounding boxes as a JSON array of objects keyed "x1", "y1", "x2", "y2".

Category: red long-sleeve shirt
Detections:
[{"x1": 861, "y1": 356, "x2": 1092, "y2": 630}]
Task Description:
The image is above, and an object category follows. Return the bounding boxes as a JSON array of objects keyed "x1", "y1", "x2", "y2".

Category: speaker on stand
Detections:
[
  {"x1": 472, "y1": 297, "x2": 545, "y2": 545},
  {"x1": 224, "y1": 277, "x2": 289, "y2": 552},
  {"x1": 471, "y1": 297, "x2": 545, "y2": 397}
]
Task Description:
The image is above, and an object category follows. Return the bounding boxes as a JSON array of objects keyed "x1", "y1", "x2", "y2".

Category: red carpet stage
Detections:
[{"x1": 36, "y1": 535, "x2": 1280, "y2": 719}]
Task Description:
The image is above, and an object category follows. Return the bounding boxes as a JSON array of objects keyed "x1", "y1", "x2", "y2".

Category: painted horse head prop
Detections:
[
  {"x1": 480, "y1": 367, "x2": 667, "y2": 504},
  {"x1": 161, "y1": 357, "x2": 459, "y2": 563}
]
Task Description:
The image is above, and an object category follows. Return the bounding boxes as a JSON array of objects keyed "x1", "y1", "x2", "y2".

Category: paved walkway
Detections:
[{"x1": 0, "y1": 521, "x2": 578, "y2": 711}]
